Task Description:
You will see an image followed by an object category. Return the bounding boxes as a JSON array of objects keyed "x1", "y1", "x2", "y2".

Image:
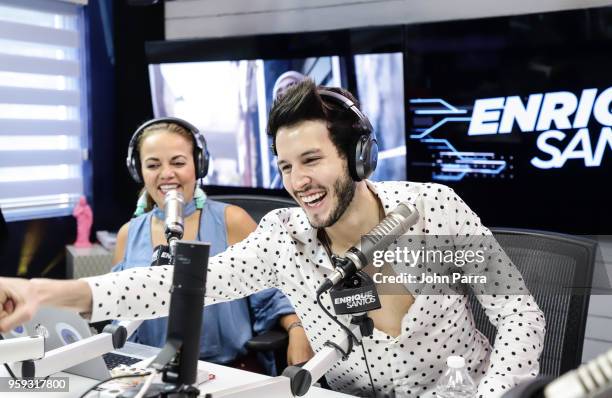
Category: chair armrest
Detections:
[{"x1": 245, "y1": 329, "x2": 289, "y2": 352}]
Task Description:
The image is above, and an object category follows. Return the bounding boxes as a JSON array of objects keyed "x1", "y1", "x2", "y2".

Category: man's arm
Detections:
[
  {"x1": 0, "y1": 210, "x2": 288, "y2": 331},
  {"x1": 0, "y1": 277, "x2": 92, "y2": 332},
  {"x1": 279, "y1": 313, "x2": 314, "y2": 366},
  {"x1": 249, "y1": 288, "x2": 314, "y2": 366},
  {"x1": 84, "y1": 211, "x2": 286, "y2": 323}
]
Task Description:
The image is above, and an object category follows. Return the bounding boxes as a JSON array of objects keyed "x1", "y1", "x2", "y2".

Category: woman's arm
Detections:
[
  {"x1": 112, "y1": 222, "x2": 130, "y2": 265},
  {"x1": 225, "y1": 205, "x2": 257, "y2": 245}
]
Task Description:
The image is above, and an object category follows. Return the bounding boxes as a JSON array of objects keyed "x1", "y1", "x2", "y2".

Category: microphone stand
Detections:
[
  {"x1": 205, "y1": 272, "x2": 378, "y2": 398},
  {"x1": 202, "y1": 323, "x2": 364, "y2": 398},
  {"x1": 18, "y1": 320, "x2": 143, "y2": 378},
  {"x1": 282, "y1": 264, "x2": 381, "y2": 396},
  {"x1": 120, "y1": 239, "x2": 209, "y2": 398},
  {"x1": 202, "y1": 265, "x2": 381, "y2": 397},
  {"x1": 0, "y1": 335, "x2": 45, "y2": 365}
]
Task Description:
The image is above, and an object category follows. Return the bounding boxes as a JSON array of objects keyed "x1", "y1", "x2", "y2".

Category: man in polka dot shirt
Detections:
[{"x1": 0, "y1": 80, "x2": 545, "y2": 397}]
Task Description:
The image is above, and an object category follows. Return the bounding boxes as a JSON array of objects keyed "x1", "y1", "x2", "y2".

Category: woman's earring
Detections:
[
  {"x1": 133, "y1": 191, "x2": 148, "y2": 218},
  {"x1": 194, "y1": 186, "x2": 207, "y2": 209}
]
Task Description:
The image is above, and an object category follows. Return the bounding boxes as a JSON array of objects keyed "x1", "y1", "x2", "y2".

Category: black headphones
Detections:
[
  {"x1": 317, "y1": 89, "x2": 378, "y2": 181},
  {"x1": 126, "y1": 117, "x2": 210, "y2": 184},
  {"x1": 270, "y1": 89, "x2": 378, "y2": 181}
]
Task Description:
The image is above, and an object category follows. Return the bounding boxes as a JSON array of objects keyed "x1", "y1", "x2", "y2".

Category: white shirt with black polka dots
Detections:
[{"x1": 85, "y1": 181, "x2": 545, "y2": 398}]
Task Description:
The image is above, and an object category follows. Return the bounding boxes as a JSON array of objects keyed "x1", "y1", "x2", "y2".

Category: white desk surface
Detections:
[{"x1": 1, "y1": 360, "x2": 354, "y2": 397}]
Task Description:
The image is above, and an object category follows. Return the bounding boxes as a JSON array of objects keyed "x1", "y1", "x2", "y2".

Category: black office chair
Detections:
[
  {"x1": 467, "y1": 228, "x2": 597, "y2": 377},
  {"x1": 209, "y1": 194, "x2": 298, "y2": 375},
  {"x1": 209, "y1": 194, "x2": 297, "y2": 224}
]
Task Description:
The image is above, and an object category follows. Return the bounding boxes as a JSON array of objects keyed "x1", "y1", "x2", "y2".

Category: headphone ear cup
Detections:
[
  {"x1": 194, "y1": 134, "x2": 210, "y2": 179},
  {"x1": 364, "y1": 137, "x2": 378, "y2": 179},
  {"x1": 196, "y1": 149, "x2": 210, "y2": 179},
  {"x1": 353, "y1": 133, "x2": 378, "y2": 181},
  {"x1": 348, "y1": 135, "x2": 361, "y2": 181},
  {"x1": 127, "y1": 154, "x2": 142, "y2": 184}
]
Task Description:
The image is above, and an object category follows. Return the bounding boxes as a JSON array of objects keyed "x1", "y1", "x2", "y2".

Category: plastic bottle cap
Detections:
[{"x1": 447, "y1": 356, "x2": 465, "y2": 368}]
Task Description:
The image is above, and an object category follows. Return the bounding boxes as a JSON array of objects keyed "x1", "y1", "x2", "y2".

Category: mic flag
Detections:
[
  {"x1": 151, "y1": 244, "x2": 172, "y2": 266},
  {"x1": 330, "y1": 271, "x2": 381, "y2": 316}
]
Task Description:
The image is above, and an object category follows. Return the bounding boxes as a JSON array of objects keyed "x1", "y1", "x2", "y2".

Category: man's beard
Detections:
[{"x1": 309, "y1": 173, "x2": 355, "y2": 229}]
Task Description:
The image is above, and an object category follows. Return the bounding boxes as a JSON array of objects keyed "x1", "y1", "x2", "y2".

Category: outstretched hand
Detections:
[{"x1": 0, "y1": 277, "x2": 41, "y2": 332}]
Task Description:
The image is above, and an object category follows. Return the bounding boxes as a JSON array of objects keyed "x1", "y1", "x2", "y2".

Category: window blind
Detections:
[{"x1": 0, "y1": 0, "x2": 88, "y2": 222}]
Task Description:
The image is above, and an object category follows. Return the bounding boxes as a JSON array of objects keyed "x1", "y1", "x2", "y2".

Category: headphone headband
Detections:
[
  {"x1": 269, "y1": 87, "x2": 378, "y2": 181},
  {"x1": 317, "y1": 89, "x2": 374, "y2": 133},
  {"x1": 317, "y1": 89, "x2": 378, "y2": 181},
  {"x1": 126, "y1": 117, "x2": 210, "y2": 184}
]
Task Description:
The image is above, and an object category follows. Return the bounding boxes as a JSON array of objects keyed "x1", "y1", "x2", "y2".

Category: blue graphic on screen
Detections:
[{"x1": 409, "y1": 98, "x2": 510, "y2": 181}]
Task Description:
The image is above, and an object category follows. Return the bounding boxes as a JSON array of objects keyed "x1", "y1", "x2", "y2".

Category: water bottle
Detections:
[{"x1": 435, "y1": 356, "x2": 477, "y2": 398}]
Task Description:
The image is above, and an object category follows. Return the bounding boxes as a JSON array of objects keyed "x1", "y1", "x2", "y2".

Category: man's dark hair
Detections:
[{"x1": 267, "y1": 78, "x2": 362, "y2": 160}]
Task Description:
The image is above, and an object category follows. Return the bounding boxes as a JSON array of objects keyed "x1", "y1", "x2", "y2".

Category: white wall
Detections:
[{"x1": 165, "y1": 0, "x2": 612, "y2": 39}]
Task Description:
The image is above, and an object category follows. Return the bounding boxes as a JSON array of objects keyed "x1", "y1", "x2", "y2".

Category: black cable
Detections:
[
  {"x1": 316, "y1": 231, "x2": 376, "y2": 396},
  {"x1": 316, "y1": 291, "x2": 359, "y2": 359},
  {"x1": 3, "y1": 362, "x2": 17, "y2": 379},
  {"x1": 360, "y1": 343, "x2": 376, "y2": 397},
  {"x1": 77, "y1": 372, "x2": 152, "y2": 398},
  {"x1": 316, "y1": 291, "x2": 377, "y2": 397}
]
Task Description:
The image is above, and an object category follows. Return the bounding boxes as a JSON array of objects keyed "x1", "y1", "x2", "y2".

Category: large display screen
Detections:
[
  {"x1": 404, "y1": 10, "x2": 612, "y2": 233},
  {"x1": 148, "y1": 51, "x2": 406, "y2": 189},
  {"x1": 149, "y1": 56, "x2": 345, "y2": 189}
]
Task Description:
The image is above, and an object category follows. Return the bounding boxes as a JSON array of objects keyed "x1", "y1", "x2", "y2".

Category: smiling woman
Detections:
[
  {"x1": 111, "y1": 117, "x2": 313, "y2": 374},
  {"x1": 137, "y1": 122, "x2": 199, "y2": 213}
]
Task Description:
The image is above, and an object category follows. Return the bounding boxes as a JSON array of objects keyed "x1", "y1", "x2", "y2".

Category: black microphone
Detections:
[
  {"x1": 164, "y1": 190, "x2": 184, "y2": 243},
  {"x1": 154, "y1": 240, "x2": 210, "y2": 387},
  {"x1": 151, "y1": 245, "x2": 172, "y2": 266},
  {"x1": 317, "y1": 201, "x2": 419, "y2": 294}
]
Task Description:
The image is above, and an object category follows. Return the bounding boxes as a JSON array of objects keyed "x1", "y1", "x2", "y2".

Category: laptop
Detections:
[
  {"x1": 2, "y1": 241, "x2": 211, "y2": 383},
  {"x1": 1, "y1": 307, "x2": 160, "y2": 380}
]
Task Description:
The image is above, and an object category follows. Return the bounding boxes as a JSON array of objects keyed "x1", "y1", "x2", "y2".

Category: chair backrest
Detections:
[
  {"x1": 208, "y1": 194, "x2": 299, "y2": 375},
  {"x1": 209, "y1": 194, "x2": 297, "y2": 223},
  {"x1": 467, "y1": 228, "x2": 597, "y2": 377}
]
